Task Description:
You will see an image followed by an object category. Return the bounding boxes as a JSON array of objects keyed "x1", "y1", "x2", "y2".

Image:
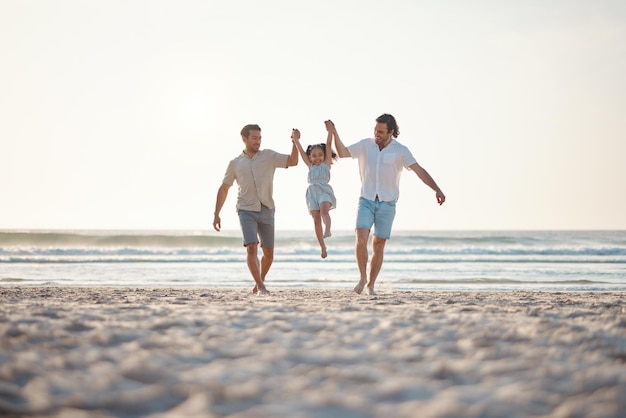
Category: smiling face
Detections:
[
  {"x1": 308, "y1": 146, "x2": 325, "y2": 166},
  {"x1": 374, "y1": 122, "x2": 393, "y2": 150},
  {"x1": 242, "y1": 129, "x2": 261, "y2": 155}
]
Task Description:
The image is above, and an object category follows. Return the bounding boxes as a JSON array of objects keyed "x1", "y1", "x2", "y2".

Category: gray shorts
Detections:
[{"x1": 238, "y1": 206, "x2": 275, "y2": 248}]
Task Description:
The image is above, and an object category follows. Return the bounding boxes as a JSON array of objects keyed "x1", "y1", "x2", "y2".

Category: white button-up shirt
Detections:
[{"x1": 348, "y1": 138, "x2": 417, "y2": 202}]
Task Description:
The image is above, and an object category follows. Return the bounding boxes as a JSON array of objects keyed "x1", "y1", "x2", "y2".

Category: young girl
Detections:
[{"x1": 292, "y1": 123, "x2": 338, "y2": 258}]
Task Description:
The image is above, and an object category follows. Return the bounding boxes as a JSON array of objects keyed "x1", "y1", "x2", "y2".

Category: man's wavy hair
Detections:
[{"x1": 376, "y1": 114, "x2": 400, "y2": 138}]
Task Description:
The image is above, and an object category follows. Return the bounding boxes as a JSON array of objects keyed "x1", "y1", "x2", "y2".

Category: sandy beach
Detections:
[{"x1": 0, "y1": 287, "x2": 625, "y2": 417}]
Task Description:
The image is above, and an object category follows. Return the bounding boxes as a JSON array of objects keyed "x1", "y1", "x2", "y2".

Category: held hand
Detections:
[
  {"x1": 291, "y1": 128, "x2": 301, "y2": 141},
  {"x1": 213, "y1": 214, "x2": 221, "y2": 231},
  {"x1": 324, "y1": 120, "x2": 335, "y2": 132},
  {"x1": 436, "y1": 191, "x2": 446, "y2": 206}
]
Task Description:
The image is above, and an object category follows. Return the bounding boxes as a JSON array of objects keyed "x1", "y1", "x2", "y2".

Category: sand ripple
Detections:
[{"x1": 1, "y1": 287, "x2": 625, "y2": 417}]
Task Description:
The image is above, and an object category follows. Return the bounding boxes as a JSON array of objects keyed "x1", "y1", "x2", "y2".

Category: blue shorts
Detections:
[
  {"x1": 356, "y1": 197, "x2": 397, "y2": 240},
  {"x1": 238, "y1": 206, "x2": 275, "y2": 248}
]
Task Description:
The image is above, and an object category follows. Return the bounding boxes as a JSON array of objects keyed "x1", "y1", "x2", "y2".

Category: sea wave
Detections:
[
  {"x1": 1, "y1": 247, "x2": 625, "y2": 262},
  {"x1": 0, "y1": 231, "x2": 242, "y2": 248},
  {"x1": 1, "y1": 255, "x2": 625, "y2": 264},
  {"x1": 1, "y1": 230, "x2": 625, "y2": 264},
  {"x1": 2, "y1": 230, "x2": 625, "y2": 247}
]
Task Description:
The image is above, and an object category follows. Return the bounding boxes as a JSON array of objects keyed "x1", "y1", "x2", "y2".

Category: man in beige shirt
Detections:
[{"x1": 213, "y1": 124, "x2": 299, "y2": 295}]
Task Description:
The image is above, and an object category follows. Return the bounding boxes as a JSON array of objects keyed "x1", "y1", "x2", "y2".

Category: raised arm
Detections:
[
  {"x1": 292, "y1": 130, "x2": 311, "y2": 168},
  {"x1": 213, "y1": 183, "x2": 232, "y2": 231},
  {"x1": 326, "y1": 120, "x2": 350, "y2": 158},
  {"x1": 409, "y1": 162, "x2": 446, "y2": 206},
  {"x1": 286, "y1": 128, "x2": 300, "y2": 167},
  {"x1": 324, "y1": 128, "x2": 333, "y2": 165}
]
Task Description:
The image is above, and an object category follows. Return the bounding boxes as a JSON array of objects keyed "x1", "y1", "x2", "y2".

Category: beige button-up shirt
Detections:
[{"x1": 222, "y1": 149, "x2": 289, "y2": 211}]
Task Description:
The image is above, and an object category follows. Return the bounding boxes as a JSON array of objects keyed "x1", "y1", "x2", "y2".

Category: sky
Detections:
[{"x1": 1, "y1": 0, "x2": 625, "y2": 231}]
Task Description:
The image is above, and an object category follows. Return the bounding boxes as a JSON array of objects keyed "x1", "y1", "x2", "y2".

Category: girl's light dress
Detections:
[{"x1": 305, "y1": 162, "x2": 336, "y2": 211}]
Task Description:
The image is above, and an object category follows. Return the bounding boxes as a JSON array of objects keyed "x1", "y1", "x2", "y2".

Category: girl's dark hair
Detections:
[
  {"x1": 376, "y1": 113, "x2": 399, "y2": 138},
  {"x1": 305, "y1": 143, "x2": 338, "y2": 160}
]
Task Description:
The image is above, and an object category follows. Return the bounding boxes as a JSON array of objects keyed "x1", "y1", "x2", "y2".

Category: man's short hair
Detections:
[{"x1": 241, "y1": 124, "x2": 261, "y2": 138}]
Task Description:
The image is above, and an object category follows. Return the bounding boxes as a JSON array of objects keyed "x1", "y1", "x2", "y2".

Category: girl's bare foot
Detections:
[
  {"x1": 321, "y1": 245, "x2": 327, "y2": 259},
  {"x1": 324, "y1": 230, "x2": 332, "y2": 238}
]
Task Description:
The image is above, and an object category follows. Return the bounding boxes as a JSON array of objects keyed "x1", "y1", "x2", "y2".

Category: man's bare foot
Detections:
[
  {"x1": 321, "y1": 245, "x2": 327, "y2": 259},
  {"x1": 253, "y1": 284, "x2": 269, "y2": 295},
  {"x1": 252, "y1": 285, "x2": 270, "y2": 295},
  {"x1": 354, "y1": 278, "x2": 367, "y2": 294},
  {"x1": 367, "y1": 286, "x2": 376, "y2": 296},
  {"x1": 252, "y1": 277, "x2": 267, "y2": 294}
]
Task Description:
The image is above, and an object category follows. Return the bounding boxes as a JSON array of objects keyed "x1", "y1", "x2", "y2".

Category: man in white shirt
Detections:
[
  {"x1": 329, "y1": 114, "x2": 445, "y2": 295},
  {"x1": 213, "y1": 124, "x2": 299, "y2": 295}
]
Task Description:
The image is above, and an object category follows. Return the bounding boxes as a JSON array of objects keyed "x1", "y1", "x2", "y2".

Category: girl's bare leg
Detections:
[
  {"x1": 311, "y1": 210, "x2": 327, "y2": 258},
  {"x1": 320, "y1": 202, "x2": 332, "y2": 238}
]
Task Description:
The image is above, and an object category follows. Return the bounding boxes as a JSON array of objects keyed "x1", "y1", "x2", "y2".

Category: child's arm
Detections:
[
  {"x1": 326, "y1": 120, "x2": 351, "y2": 158},
  {"x1": 292, "y1": 133, "x2": 311, "y2": 168},
  {"x1": 325, "y1": 129, "x2": 333, "y2": 166}
]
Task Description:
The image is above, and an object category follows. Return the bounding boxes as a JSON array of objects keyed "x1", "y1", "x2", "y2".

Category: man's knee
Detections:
[
  {"x1": 246, "y1": 242, "x2": 259, "y2": 254},
  {"x1": 372, "y1": 236, "x2": 387, "y2": 252},
  {"x1": 356, "y1": 228, "x2": 370, "y2": 246},
  {"x1": 262, "y1": 247, "x2": 274, "y2": 258}
]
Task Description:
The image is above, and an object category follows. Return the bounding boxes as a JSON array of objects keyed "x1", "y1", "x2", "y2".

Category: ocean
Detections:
[{"x1": 1, "y1": 230, "x2": 625, "y2": 291}]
